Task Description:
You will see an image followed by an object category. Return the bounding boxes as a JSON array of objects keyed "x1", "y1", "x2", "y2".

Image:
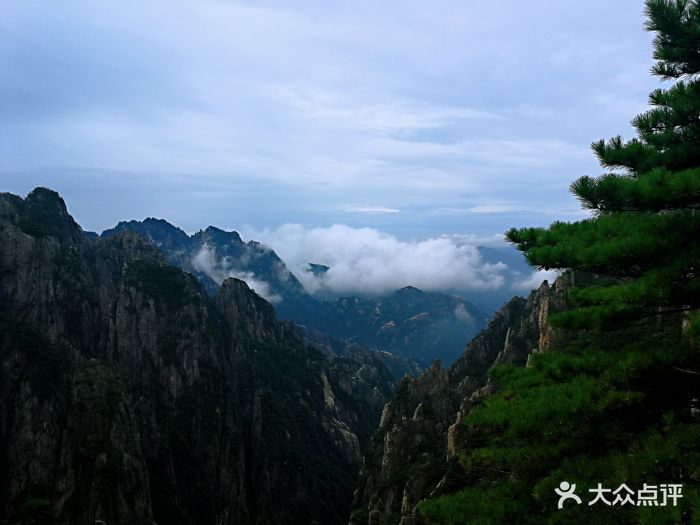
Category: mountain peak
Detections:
[
  {"x1": 394, "y1": 285, "x2": 424, "y2": 296},
  {"x1": 25, "y1": 186, "x2": 67, "y2": 210},
  {"x1": 102, "y1": 218, "x2": 190, "y2": 248},
  {"x1": 15, "y1": 187, "x2": 83, "y2": 242},
  {"x1": 142, "y1": 217, "x2": 178, "y2": 227},
  {"x1": 201, "y1": 226, "x2": 243, "y2": 244},
  {"x1": 306, "y1": 263, "x2": 330, "y2": 276}
]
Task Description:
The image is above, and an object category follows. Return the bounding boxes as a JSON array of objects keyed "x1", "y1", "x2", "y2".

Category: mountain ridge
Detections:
[
  {"x1": 0, "y1": 188, "x2": 394, "y2": 524},
  {"x1": 101, "y1": 217, "x2": 487, "y2": 367}
]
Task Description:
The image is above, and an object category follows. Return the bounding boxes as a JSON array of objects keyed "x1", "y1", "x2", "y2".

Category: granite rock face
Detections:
[
  {"x1": 350, "y1": 274, "x2": 576, "y2": 524},
  {"x1": 0, "y1": 188, "x2": 376, "y2": 525}
]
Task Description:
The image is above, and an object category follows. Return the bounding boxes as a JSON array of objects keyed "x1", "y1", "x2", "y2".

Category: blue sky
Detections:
[{"x1": 1, "y1": 0, "x2": 657, "y2": 240}]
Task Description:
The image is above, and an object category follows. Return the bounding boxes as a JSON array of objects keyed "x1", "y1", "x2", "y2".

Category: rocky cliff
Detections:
[
  {"x1": 350, "y1": 274, "x2": 576, "y2": 524},
  {"x1": 0, "y1": 188, "x2": 381, "y2": 525}
]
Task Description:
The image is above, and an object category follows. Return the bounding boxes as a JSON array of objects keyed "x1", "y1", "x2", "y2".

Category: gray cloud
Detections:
[
  {"x1": 453, "y1": 303, "x2": 475, "y2": 323},
  {"x1": 191, "y1": 243, "x2": 282, "y2": 303},
  {"x1": 1, "y1": 0, "x2": 657, "y2": 240}
]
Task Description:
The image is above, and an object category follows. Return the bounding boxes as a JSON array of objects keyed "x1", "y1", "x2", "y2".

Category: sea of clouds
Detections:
[{"x1": 240, "y1": 223, "x2": 556, "y2": 298}]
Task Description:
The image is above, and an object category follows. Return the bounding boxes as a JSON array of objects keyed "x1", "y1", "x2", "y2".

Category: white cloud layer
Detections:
[
  {"x1": 343, "y1": 206, "x2": 400, "y2": 214},
  {"x1": 191, "y1": 243, "x2": 282, "y2": 302},
  {"x1": 511, "y1": 269, "x2": 560, "y2": 292},
  {"x1": 243, "y1": 224, "x2": 512, "y2": 297}
]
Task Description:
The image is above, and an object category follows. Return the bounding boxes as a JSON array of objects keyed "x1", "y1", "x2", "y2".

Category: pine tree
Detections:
[
  {"x1": 506, "y1": 0, "x2": 700, "y2": 329},
  {"x1": 416, "y1": 4, "x2": 700, "y2": 523}
]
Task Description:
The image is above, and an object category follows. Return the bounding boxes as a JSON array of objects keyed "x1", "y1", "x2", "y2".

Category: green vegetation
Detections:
[
  {"x1": 16, "y1": 187, "x2": 71, "y2": 239},
  {"x1": 0, "y1": 496, "x2": 60, "y2": 525},
  {"x1": 419, "y1": 1, "x2": 700, "y2": 523},
  {"x1": 244, "y1": 339, "x2": 359, "y2": 523},
  {"x1": 506, "y1": 0, "x2": 700, "y2": 328},
  {"x1": 124, "y1": 259, "x2": 193, "y2": 309},
  {"x1": 0, "y1": 311, "x2": 68, "y2": 400},
  {"x1": 421, "y1": 338, "x2": 700, "y2": 523}
]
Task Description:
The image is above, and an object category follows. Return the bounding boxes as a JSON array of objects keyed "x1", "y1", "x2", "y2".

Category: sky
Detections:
[
  {"x1": 0, "y1": 0, "x2": 660, "y2": 237},
  {"x1": 0, "y1": 1, "x2": 661, "y2": 298}
]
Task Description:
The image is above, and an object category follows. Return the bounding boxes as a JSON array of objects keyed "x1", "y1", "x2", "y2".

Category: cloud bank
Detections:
[{"x1": 243, "y1": 224, "x2": 519, "y2": 297}]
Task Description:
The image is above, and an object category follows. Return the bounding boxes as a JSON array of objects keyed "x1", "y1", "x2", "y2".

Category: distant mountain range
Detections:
[
  {"x1": 308, "y1": 286, "x2": 483, "y2": 365},
  {"x1": 100, "y1": 218, "x2": 490, "y2": 367}
]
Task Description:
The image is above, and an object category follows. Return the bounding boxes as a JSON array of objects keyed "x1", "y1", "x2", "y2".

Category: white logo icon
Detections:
[{"x1": 555, "y1": 481, "x2": 582, "y2": 509}]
